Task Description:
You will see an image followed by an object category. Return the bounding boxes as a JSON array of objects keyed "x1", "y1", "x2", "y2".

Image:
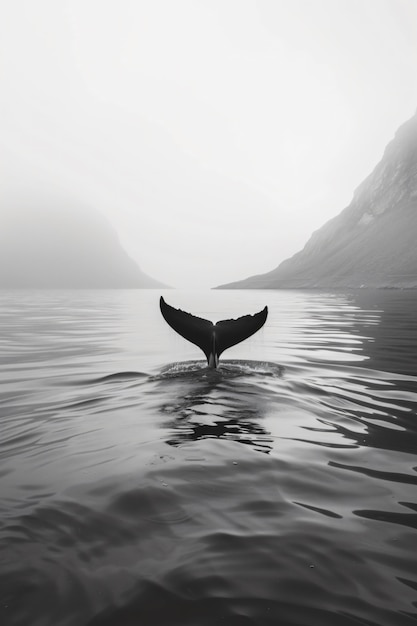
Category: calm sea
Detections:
[{"x1": 1, "y1": 289, "x2": 417, "y2": 626}]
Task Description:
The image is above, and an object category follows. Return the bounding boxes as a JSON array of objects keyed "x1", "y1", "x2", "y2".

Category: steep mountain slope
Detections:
[
  {"x1": 218, "y1": 110, "x2": 417, "y2": 289},
  {"x1": 0, "y1": 201, "x2": 166, "y2": 288}
]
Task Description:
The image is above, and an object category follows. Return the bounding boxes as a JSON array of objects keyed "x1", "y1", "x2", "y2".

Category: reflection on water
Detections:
[
  {"x1": 155, "y1": 360, "x2": 281, "y2": 453},
  {"x1": 1, "y1": 289, "x2": 417, "y2": 626}
]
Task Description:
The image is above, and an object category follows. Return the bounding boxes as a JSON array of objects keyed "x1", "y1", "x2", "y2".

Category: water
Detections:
[{"x1": 1, "y1": 289, "x2": 417, "y2": 626}]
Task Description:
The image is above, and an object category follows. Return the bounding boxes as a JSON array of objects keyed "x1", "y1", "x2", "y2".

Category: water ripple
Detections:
[{"x1": 1, "y1": 289, "x2": 417, "y2": 625}]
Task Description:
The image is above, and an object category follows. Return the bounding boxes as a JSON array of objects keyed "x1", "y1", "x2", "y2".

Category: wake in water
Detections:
[
  {"x1": 155, "y1": 359, "x2": 284, "y2": 381},
  {"x1": 78, "y1": 360, "x2": 284, "y2": 387}
]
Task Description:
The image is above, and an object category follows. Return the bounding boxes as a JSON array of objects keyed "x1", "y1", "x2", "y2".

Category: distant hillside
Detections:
[
  {"x1": 0, "y1": 201, "x2": 166, "y2": 288},
  {"x1": 218, "y1": 110, "x2": 417, "y2": 289}
]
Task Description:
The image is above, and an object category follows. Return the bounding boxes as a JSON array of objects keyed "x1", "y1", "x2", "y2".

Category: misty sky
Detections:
[{"x1": 1, "y1": 0, "x2": 417, "y2": 288}]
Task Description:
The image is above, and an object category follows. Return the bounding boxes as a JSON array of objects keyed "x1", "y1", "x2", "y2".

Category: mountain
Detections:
[
  {"x1": 0, "y1": 200, "x2": 166, "y2": 288},
  {"x1": 217, "y1": 110, "x2": 417, "y2": 289}
]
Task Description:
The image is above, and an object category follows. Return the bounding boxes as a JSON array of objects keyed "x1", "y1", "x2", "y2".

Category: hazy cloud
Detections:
[{"x1": 1, "y1": 0, "x2": 416, "y2": 287}]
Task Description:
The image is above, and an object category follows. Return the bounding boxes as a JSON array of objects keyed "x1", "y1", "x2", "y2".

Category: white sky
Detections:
[{"x1": 1, "y1": 0, "x2": 417, "y2": 288}]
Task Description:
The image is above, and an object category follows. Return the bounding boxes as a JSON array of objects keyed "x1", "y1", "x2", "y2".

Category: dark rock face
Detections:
[
  {"x1": 218, "y1": 111, "x2": 417, "y2": 289},
  {"x1": 0, "y1": 202, "x2": 166, "y2": 288}
]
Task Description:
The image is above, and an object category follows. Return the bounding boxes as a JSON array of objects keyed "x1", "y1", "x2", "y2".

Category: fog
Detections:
[
  {"x1": 1, "y1": 0, "x2": 416, "y2": 288},
  {"x1": 0, "y1": 198, "x2": 165, "y2": 288}
]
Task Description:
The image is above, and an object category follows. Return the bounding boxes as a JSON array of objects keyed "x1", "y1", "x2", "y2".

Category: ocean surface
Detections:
[{"x1": 1, "y1": 288, "x2": 417, "y2": 626}]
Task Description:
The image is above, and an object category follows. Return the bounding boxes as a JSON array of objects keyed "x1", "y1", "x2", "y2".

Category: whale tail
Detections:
[{"x1": 160, "y1": 296, "x2": 268, "y2": 368}]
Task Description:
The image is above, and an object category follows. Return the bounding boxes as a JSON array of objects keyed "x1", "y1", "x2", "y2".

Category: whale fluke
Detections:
[{"x1": 160, "y1": 297, "x2": 268, "y2": 368}]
